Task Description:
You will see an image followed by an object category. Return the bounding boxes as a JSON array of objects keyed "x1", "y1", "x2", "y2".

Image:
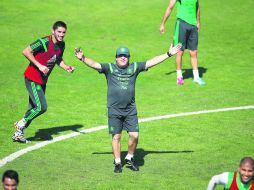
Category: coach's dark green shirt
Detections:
[{"x1": 99, "y1": 62, "x2": 147, "y2": 112}]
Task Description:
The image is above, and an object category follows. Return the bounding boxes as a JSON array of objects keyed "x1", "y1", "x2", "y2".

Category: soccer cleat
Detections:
[
  {"x1": 177, "y1": 77, "x2": 184, "y2": 85},
  {"x1": 114, "y1": 163, "x2": 122, "y2": 173},
  {"x1": 125, "y1": 158, "x2": 139, "y2": 171},
  {"x1": 12, "y1": 131, "x2": 30, "y2": 144},
  {"x1": 193, "y1": 78, "x2": 206, "y2": 85},
  {"x1": 12, "y1": 122, "x2": 30, "y2": 143}
]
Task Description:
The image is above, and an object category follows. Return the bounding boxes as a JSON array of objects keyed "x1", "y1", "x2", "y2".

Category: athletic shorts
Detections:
[
  {"x1": 107, "y1": 107, "x2": 139, "y2": 134},
  {"x1": 173, "y1": 19, "x2": 198, "y2": 51}
]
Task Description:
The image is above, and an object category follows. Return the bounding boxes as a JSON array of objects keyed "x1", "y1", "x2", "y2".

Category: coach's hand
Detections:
[
  {"x1": 168, "y1": 43, "x2": 182, "y2": 56},
  {"x1": 75, "y1": 48, "x2": 85, "y2": 61}
]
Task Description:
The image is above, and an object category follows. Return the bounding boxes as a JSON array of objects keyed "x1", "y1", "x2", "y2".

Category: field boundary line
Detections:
[{"x1": 1, "y1": 105, "x2": 253, "y2": 168}]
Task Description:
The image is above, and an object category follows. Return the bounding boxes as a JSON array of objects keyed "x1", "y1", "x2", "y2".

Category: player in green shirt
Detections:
[
  {"x1": 207, "y1": 157, "x2": 254, "y2": 190},
  {"x1": 74, "y1": 44, "x2": 181, "y2": 173},
  {"x1": 160, "y1": 0, "x2": 205, "y2": 85}
]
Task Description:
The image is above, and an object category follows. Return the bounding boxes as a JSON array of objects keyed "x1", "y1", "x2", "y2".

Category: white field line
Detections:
[{"x1": 1, "y1": 105, "x2": 254, "y2": 168}]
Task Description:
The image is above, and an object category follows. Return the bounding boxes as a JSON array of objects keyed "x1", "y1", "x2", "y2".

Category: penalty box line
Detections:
[{"x1": 0, "y1": 105, "x2": 254, "y2": 168}]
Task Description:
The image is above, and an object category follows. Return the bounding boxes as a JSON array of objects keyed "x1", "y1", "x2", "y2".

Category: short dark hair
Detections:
[
  {"x1": 52, "y1": 21, "x2": 67, "y2": 30},
  {"x1": 2, "y1": 170, "x2": 19, "y2": 184}
]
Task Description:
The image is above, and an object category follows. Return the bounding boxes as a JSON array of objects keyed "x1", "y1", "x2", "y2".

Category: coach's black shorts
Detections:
[
  {"x1": 173, "y1": 18, "x2": 198, "y2": 51},
  {"x1": 107, "y1": 107, "x2": 139, "y2": 134}
]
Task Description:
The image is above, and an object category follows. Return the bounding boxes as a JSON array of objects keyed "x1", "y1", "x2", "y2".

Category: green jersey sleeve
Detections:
[
  {"x1": 99, "y1": 63, "x2": 112, "y2": 74},
  {"x1": 136, "y1": 62, "x2": 147, "y2": 73},
  {"x1": 30, "y1": 37, "x2": 49, "y2": 53}
]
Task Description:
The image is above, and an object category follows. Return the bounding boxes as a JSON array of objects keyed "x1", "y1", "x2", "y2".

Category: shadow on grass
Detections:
[
  {"x1": 93, "y1": 148, "x2": 194, "y2": 168},
  {"x1": 165, "y1": 67, "x2": 207, "y2": 79},
  {"x1": 27, "y1": 124, "x2": 84, "y2": 141}
]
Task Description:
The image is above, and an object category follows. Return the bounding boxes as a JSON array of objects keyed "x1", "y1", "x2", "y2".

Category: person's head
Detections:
[
  {"x1": 2, "y1": 170, "x2": 19, "y2": 190},
  {"x1": 52, "y1": 21, "x2": 67, "y2": 43},
  {"x1": 238, "y1": 157, "x2": 254, "y2": 184},
  {"x1": 115, "y1": 47, "x2": 130, "y2": 68}
]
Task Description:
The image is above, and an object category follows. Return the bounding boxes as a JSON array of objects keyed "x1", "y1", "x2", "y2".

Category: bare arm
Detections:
[
  {"x1": 74, "y1": 48, "x2": 102, "y2": 72},
  {"x1": 207, "y1": 172, "x2": 228, "y2": 190},
  {"x1": 22, "y1": 46, "x2": 49, "y2": 75},
  {"x1": 145, "y1": 43, "x2": 181, "y2": 69},
  {"x1": 59, "y1": 60, "x2": 75, "y2": 73},
  {"x1": 197, "y1": 0, "x2": 200, "y2": 32},
  {"x1": 159, "y1": 0, "x2": 176, "y2": 34}
]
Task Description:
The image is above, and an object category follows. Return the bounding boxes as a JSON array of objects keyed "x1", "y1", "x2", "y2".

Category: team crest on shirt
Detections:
[
  {"x1": 47, "y1": 54, "x2": 57, "y2": 64},
  {"x1": 110, "y1": 126, "x2": 114, "y2": 132},
  {"x1": 127, "y1": 68, "x2": 133, "y2": 74}
]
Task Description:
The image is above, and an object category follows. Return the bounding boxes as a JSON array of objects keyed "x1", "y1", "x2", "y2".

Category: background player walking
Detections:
[{"x1": 160, "y1": 0, "x2": 205, "y2": 85}]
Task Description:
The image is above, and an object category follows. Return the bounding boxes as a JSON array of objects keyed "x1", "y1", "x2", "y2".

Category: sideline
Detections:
[{"x1": 1, "y1": 105, "x2": 253, "y2": 168}]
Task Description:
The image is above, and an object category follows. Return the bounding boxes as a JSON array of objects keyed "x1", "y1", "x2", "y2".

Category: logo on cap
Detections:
[{"x1": 116, "y1": 47, "x2": 130, "y2": 57}]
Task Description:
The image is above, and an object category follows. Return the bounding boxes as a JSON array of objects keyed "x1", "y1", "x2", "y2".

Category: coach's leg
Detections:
[
  {"x1": 127, "y1": 132, "x2": 139, "y2": 156},
  {"x1": 125, "y1": 132, "x2": 139, "y2": 171},
  {"x1": 108, "y1": 113, "x2": 123, "y2": 172},
  {"x1": 112, "y1": 133, "x2": 121, "y2": 162},
  {"x1": 112, "y1": 133, "x2": 123, "y2": 173}
]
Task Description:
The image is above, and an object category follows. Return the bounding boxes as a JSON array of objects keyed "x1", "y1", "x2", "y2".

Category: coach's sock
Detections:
[
  {"x1": 176, "y1": 70, "x2": 183, "y2": 79},
  {"x1": 115, "y1": 158, "x2": 121, "y2": 164},
  {"x1": 193, "y1": 69, "x2": 200, "y2": 80},
  {"x1": 125, "y1": 154, "x2": 134, "y2": 161}
]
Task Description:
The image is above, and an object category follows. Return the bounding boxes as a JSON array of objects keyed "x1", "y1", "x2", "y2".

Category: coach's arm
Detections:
[
  {"x1": 145, "y1": 43, "x2": 181, "y2": 69},
  {"x1": 74, "y1": 48, "x2": 102, "y2": 72}
]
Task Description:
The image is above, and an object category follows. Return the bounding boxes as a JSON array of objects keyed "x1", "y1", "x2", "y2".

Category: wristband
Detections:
[
  {"x1": 167, "y1": 51, "x2": 172, "y2": 57},
  {"x1": 80, "y1": 56, "x2": 85, "y2": 62}
]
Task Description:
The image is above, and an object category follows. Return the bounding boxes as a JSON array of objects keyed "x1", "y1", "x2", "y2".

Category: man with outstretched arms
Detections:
[
  {"x1": 160, "y1": 0, "x2": 205, "y2": 85},
  {"x1": 12, "y1": 21, "x2": 75, "y2": 143},
  {"x1": 75, "y1": 44, "x2": 181, "y2": 173},
  {"x1": 207, "y1": 157, "x2": 254, "y2": 190}
]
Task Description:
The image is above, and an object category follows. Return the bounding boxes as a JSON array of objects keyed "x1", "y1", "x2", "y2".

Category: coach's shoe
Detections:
[
  {"x1": 125, "y1": 158, "x2": 139, "y2": 171},
  {"x1": 193, "y1": 77, "x2": 206, "y2": 85},
  {"x1": 177, "y1": 77, "x2": 184, "y2": 85},
  {"x1": 114, "y1": 163, "x2": 122, "y2": 173},
  {"x1": 12, "y1": 131, "x2": 30, "y2": 144}
]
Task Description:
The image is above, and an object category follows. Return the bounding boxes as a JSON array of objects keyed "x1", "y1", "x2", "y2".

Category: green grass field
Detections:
[{"x1": 0, "y1": 0, "x2": 253, "y2": 189}]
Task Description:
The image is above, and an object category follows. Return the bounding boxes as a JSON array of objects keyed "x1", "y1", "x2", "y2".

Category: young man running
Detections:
[{"x1": 12, "y1": 21, "x2": 75, "y2": 143}]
